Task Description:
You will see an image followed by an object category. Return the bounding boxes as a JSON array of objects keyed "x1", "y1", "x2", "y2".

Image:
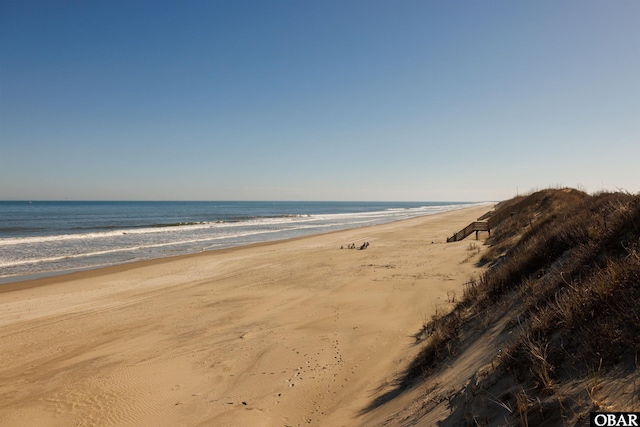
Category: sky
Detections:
[{"x1": 1, "y1": 1, "x2": 638, "y2": 201}]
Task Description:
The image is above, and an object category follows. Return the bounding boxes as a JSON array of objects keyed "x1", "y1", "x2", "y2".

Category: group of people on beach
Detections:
[{"x1": 341, "y1": 242, "x2": 370, "y2": 250}]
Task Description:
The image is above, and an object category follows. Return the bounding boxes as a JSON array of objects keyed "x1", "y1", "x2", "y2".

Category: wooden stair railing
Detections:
[{"x1": 447, "y1": 191, "x2": 548, "y2": 242}]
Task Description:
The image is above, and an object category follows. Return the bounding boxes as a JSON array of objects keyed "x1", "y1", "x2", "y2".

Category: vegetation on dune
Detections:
[{"x1": 405, "y1": 189, "x2": 640, "y2": 425}]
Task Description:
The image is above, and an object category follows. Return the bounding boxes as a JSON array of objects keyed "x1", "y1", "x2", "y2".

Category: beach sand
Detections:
[{"x1": 0, "y1": 205, "x2": 490, "y2": 427}]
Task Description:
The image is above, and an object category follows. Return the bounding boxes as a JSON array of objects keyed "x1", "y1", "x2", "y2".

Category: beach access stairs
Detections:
[{"x1": 446, "y1": 192, "x2": 548, "y2": 242}]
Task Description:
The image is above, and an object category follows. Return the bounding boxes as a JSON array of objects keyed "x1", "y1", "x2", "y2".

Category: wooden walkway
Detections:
[
  {"x1": 446, "y1": 221, "x2": 491, "y2": 243},
  {"x1": 446, "y1": 192, "x2": 547, "y2": 242}
]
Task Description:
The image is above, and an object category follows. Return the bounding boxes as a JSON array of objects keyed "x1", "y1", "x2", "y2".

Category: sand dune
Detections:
[{"x1": 0, "y1": 205, "x2": 489, "y2": 426}]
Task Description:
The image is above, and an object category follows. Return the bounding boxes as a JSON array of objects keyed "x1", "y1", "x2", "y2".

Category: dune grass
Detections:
[{"x1": 405, "y1": 188, "x2": 640, "y2": 425}]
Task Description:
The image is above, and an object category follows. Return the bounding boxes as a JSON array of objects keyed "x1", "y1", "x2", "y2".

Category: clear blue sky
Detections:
[{"x1": 1, "y1": 1, "x2": 638, "y2": 201}]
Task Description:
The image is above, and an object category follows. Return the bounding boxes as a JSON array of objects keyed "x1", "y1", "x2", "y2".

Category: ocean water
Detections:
[{"x1": 0, "y1": 201, "x2": 480, "y2": 283}]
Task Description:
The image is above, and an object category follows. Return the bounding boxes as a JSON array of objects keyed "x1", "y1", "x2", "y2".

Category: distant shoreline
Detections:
[{"x1": 0, "y1": 202, "x2": 492, "y2": 287}]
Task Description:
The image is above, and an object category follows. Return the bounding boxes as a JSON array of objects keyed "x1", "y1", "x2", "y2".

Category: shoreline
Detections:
[
  {"x1": 1, "y1": 203, "x2": 492, "y2": 291},
  {"x1": 0, "y1": 204, "x2": 491, "y2": 426},
  {"x1": 1, "y1": 230, "x2": 360, "y2": 292},
  {"x1": 1, "y1": 201, "x2": 488, "y2": 286}
]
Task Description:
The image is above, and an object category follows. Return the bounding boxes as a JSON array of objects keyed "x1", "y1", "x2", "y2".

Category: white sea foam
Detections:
[
  {"x1": 0, "y1": 227, "x2": 307, "y2": 273},
  {"x1": 0, "y1": 216, "x2": 315, "y2": 247}
]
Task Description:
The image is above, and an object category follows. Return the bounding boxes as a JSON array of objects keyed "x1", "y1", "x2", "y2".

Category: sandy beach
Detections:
[{"x1": 0, "y1": 205, "x2": 489, "y2": 427}]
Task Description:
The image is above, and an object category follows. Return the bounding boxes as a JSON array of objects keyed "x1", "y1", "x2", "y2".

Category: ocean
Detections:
[{"x1": 0, "y1": 201, "x2": 481, "y2": 283}]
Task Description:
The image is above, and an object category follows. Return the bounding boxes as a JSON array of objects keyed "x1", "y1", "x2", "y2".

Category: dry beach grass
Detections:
[{"x1": 390, "y1": 189, "x2": 640, "y2": 426}]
